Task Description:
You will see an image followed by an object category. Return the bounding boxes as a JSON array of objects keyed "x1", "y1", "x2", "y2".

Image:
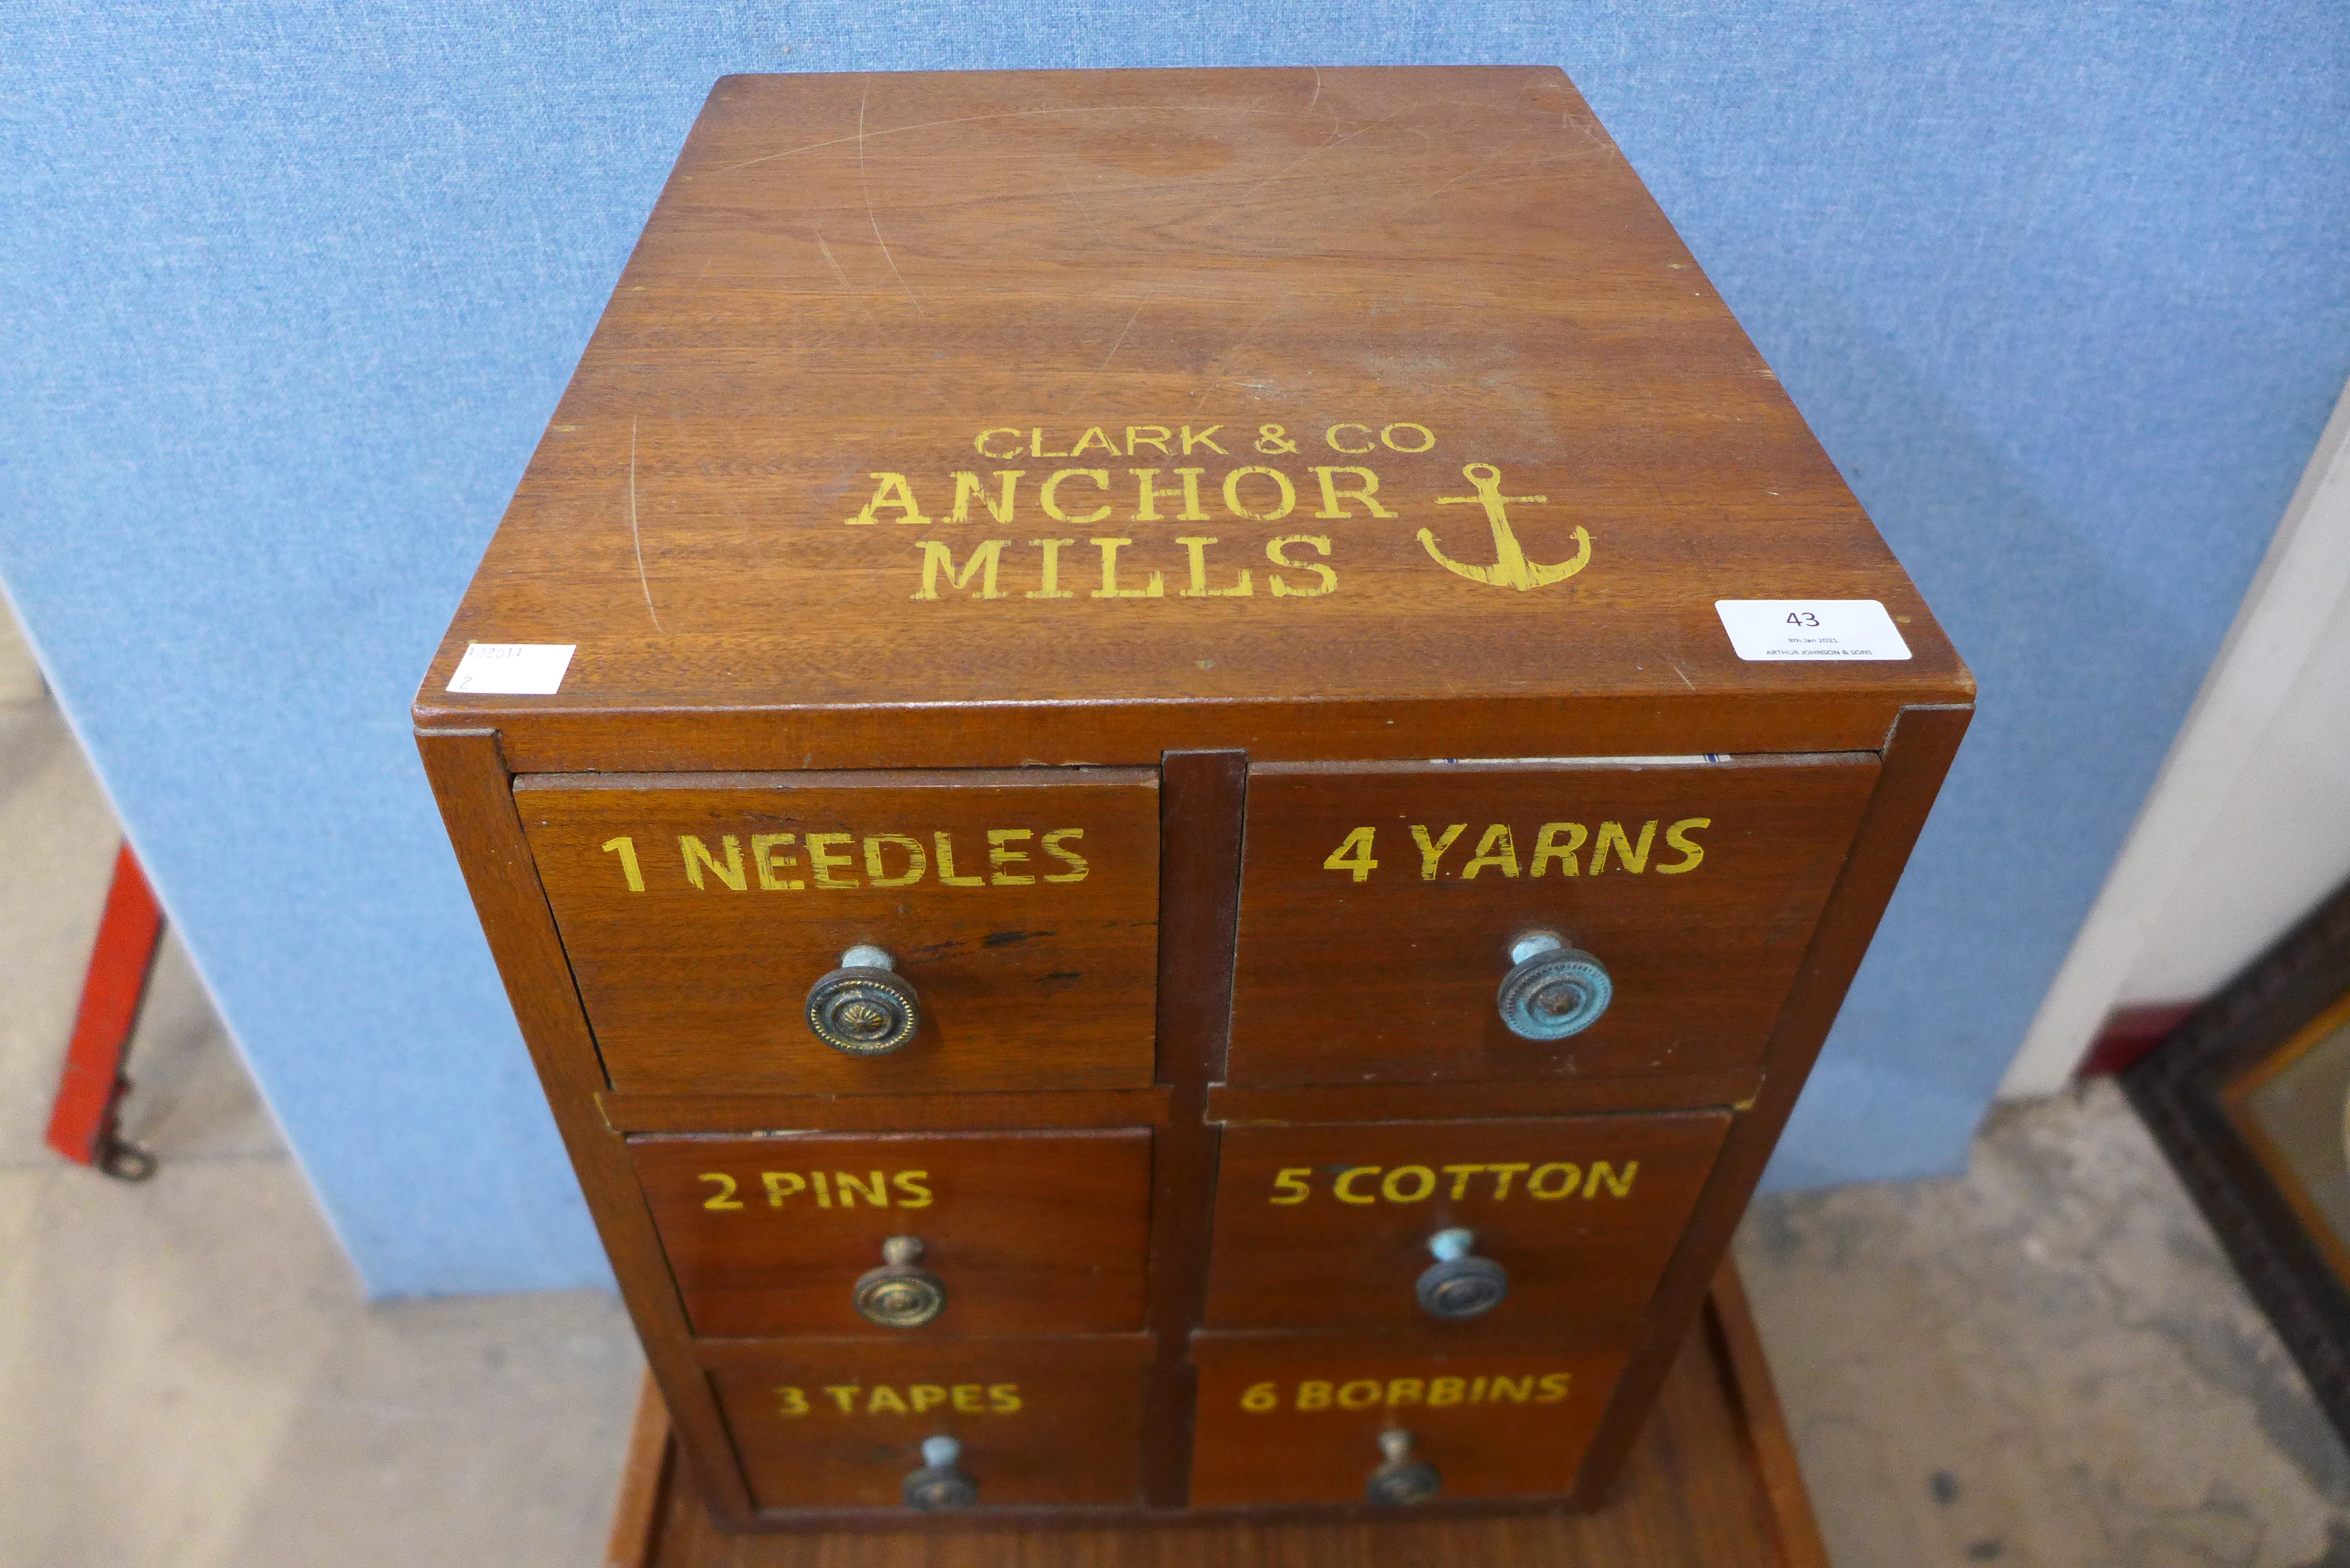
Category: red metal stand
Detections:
[{"x1": 45, "y1": 842, "x2": 165, "y2": 1180}]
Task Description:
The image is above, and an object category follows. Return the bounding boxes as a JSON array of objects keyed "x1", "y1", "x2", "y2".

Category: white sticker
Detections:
[
  {"x1": 446, "y1": 643, "x2": 576, "y2": 694},
  {"x1": 1714, "y1": 600, "x2": 1911, "y2": 661}
]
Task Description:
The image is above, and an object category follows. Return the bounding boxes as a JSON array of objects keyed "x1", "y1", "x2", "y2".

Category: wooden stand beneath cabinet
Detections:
[
  {"x1": 419, "y1": 64, "x2": 1970, "y2": 1533},
  {"x1": 609, "y1": 1266, "x2": 1830, "y2": 1568}
]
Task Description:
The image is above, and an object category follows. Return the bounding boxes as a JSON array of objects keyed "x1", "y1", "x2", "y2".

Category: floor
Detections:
[
  {"x1": 1, "y1": 602, "x2": 2344, "y2": 1567},
  {"x1": 1739, "y1": 1091, "x2": 2350, "y2": 1568}
]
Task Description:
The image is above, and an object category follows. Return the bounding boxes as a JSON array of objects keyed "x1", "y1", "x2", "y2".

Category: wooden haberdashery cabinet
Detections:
[{"x1": 416, "y1": 64, "x2": 1970, "y2": 1530}]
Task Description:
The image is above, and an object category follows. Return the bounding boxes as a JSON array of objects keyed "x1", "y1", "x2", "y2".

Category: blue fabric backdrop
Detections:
[{"x1": 4, "y1": 4, "x2": 2344, "y2": 1294}]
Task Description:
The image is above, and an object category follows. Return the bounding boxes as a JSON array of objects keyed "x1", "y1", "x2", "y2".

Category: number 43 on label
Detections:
[{"x1": 1713, "y1": 600, "x2": 1911, "y2": 661}]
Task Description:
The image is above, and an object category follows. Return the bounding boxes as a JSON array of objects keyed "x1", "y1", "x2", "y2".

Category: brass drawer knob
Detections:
[
  {"x1": 1416, "y1": 1226, "x2": 1509, "y2": 1319},
  {"x1": 1496, "y1": 931, "x2": 1612, "y2": 1040},
  {"x1": 806, "y1": 944, "x2": 921, "y2": 1055},
  {"x1": 1367, "y1": 1429, "x2": 1441, "y2": 1506},
  {"x1": 902, "y1": 1435, "x2": 978, "y2": 1510},
  {"x1": 854, "y1": 1234, "x2": 947, "y2": 1328}
]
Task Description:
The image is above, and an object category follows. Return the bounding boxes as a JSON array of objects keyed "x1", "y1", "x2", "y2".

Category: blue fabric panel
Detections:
[{"x1": 3, "y1": 4, "x2": 2344, "y2": 1292}]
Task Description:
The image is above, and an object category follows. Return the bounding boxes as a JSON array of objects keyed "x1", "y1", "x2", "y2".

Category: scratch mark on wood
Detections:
[
  {"x1": 1669, "y1": 661, "x2": 1697, "y2": 691},
  {"x1": 1307, "y1": 67, "x2": 1322, "y2": 111},
  {"x1": 812, "y1": 228, "x2": 853, "y2": 294},
  {"x1": 627, "y1": 416, "x2": 663, "y2": 633},
  {"x1": 1058, "y1": 169, "x2": 1111, "y2": 254},
  {"x1": 1386, "y1": 142, "x2": 1560, "y2": 218},
  {"x1": 857, "y1": 88, "x2": 923, "y2": 316},
  {"x1": 1071, "y1": 301, "x2": 1146, "y2": 403},
  {"x1": 1238, "y1": 110, "x2": 1400, "y2": 203},
  {"x1": 1098, "y1": 303, "x2": 1143, "y2": 371},
  {"x1": 711, "y1": 105, "x2": 1126, "y2": 175},
  {"x1": 1215, "y1": 292, "x2": 1296, "y2": 378}
]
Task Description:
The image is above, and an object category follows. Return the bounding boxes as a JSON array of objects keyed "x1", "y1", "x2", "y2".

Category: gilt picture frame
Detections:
[{"x1": 2125, "y1": 875, "x2": 2350, "y2": 1449}]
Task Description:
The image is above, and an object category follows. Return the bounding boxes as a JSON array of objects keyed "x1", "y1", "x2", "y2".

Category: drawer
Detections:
[
  {"x1": 1189, "y1": 1332, "x2": 1631, "y2": 1506},
  {"x1": 1227, "y1": 755, "x2": 1878, "y2": 1085},
  {"x1": 1204, "y1": 1113, "x2": 1728, "y2": 1332},
  {"x1": 632, "y1": 1129, "x2": 1153, "y2": 1338},
  {"x1": 705, "y1": 1335, "x2": 1151, "y2": 1511},
  {"x1": 519, "y1": 768, "x2": 1159, "y2": 1095}
]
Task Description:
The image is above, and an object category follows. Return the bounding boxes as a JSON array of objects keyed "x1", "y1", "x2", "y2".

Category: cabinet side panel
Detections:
[
  {"x1": 414, "y1": 728, "x2": 757, "y2": 1526},
  {"x1": 1570, "y1": 703, "x2": 1972, "y2": 1501}
]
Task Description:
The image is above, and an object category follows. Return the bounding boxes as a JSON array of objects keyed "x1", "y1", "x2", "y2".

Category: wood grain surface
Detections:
[
  {"x1": 1229, "y1": 755, "x2": 1878, "y2": 1085},
  {"x1": 1203, "y1": 1113, "x2": 1728, "y2": 1332},
  {"x1": 602, "y1": 1087, "x2": 1171, "y2": 1134},
  {"x1": 1205, "y1": 1074, "x2": 1760, "y2": 1124},
  {"x1": 701, "y1": 1334, "x2": 1153, "y2": 1511},
  {"x1": 632, "y1": 1128, "x2": 1153, "y2": 1338},
  {"x1": 414, "y1": 67, "x2": 1969, "y2": 773},
  {"x1": 520, "y1": 769, "x2": 1159, "y2": 1095}
]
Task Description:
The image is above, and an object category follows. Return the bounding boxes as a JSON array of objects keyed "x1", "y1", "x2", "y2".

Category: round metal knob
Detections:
[
  {"x1": 1367, "y1": 1429, "x2": 1441, "y2": 1506},
  {"x1": 902, "y1": 1435, "x2": 978, "y2": 1510},
  {"x1": 1416, "y1": 1227, "x2": 1509, "y2": 1319},
  {"x1": 1496, "y1": 932, "x2": 1611, "y2": 1040},
  {"x1": 854, "y1": 1235, "x2": 947, "y2": 1328},
  {"x1": 806, "y1": 944, "x2": 920, "y2": 1056}
]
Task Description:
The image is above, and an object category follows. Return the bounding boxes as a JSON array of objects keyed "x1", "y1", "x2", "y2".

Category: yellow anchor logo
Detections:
[{"x1": 1417, "y1": 462, "x2": 1592, "y2": 591}]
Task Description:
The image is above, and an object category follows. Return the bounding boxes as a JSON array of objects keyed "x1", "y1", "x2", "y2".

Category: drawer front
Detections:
[
  {"x1": 1189, "y1": 1333, "x2": 1630, "y2": 1506},
  {"x1": 632, "y1": 1129, "x2": 1153, "y2": 1338},
  {"x1": 1204, "y1": 1114, "x2": 1728, "y2": 1332},
  {"x1": 520, "y1": 768, "x2": 1159, "y2": 1095},
  {"x1": 706, "y1": 1335, "x2": 1150, "y2": 1511},
  {"x1": 1228, "y1": 755, "x2": 1878, "y2": 1085}
]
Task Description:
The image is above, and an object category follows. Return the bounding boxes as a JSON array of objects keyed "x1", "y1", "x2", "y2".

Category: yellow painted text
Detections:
[
  {"x1": 1240, "y1": 1371, "x2": 1570, "y2": 1412},
  {"x1": 1324, "y1": 819, "x2": 1711, "y2": 881},
  {"x1": 772, "y1": 1383, "x2": 1023, "y2": 1417},
  {"x1": 1270, "y1": 1160, "x2": 1639, "y2": 1204}
]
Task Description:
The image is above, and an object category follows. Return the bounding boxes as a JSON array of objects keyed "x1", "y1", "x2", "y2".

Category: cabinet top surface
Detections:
[{"x1": 418, "y1": 66, "x2": 1968, "y2": 755}]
